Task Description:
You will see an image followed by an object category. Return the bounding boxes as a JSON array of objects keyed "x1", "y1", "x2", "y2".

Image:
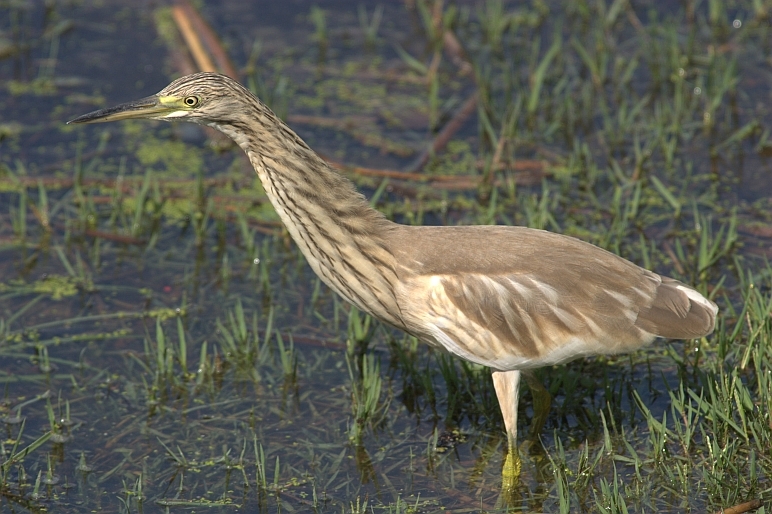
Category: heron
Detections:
[{"x1": 69, "y1": 72, "x2": 718, "y2": 485}]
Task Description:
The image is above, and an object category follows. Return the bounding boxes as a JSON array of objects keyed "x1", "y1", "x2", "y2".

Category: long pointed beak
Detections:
[{"x1": 68, "y1": 95, "x2": 172, "y2": 124}]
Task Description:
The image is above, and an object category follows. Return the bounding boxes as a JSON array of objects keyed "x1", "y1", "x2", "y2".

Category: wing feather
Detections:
[{"x1": 389, "y1": 225, "x2": 717, "y2": 370}]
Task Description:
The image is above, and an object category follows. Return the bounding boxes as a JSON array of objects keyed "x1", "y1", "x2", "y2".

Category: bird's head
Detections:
[{"x1": 68, "y1": 72, "x2": 251, "y2": 126}]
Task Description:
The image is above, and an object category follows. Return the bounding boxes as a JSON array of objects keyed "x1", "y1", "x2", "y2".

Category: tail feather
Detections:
[{"x1": 635, "y1": 275, "x2": 718, "y2": 339}]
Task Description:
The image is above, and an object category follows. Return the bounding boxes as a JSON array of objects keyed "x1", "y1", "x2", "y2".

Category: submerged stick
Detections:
[
  {"x1": 716, "y1": 499, "x2": 762, "y2": 514},
  {"x1": 171, "y1": 5, "x2": 216, "y2": 72},
  {"x1": 175, "y1": 0, "x2": 239, "y2": 78}
]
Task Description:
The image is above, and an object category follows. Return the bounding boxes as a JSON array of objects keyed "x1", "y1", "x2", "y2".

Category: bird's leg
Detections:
[
  {"x1": 492, "y1": 369, "x2": 521, "y2": 489},
  {"x1": 492, "y1": 369, "x2": 520, "y2": 451},
  {"x1": 522, "y1": 370, "x2": 552, "y2": 439}
]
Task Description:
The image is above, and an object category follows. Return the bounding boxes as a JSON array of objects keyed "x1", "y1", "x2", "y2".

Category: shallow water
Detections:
[{"x1": 1, "y1": 1, "x2": 771, "y2": 512}]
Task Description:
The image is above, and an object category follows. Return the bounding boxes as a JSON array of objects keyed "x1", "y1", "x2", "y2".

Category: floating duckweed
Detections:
[
  {"x1": 32, "y1": 275, "x2": 79, "y2": 300},
  {"x1": 147, "y1": 307, "x2": 186, "y2": 321},
  {"x1": 136, "y1": 139, "x2": 203, "y2": 177}
]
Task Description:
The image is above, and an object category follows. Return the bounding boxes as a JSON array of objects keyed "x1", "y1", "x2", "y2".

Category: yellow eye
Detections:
[{"x1": 184, "y1": 96, "x2": 199, "y2": 107}]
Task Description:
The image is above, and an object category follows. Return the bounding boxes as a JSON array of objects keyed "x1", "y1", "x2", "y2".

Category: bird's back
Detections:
[{"x1": 385, "y1": 224, "x2": 717, "y2": 370}]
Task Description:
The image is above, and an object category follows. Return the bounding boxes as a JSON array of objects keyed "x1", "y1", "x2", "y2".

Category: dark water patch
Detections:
[{"x1": 1, "y1": 0, "x2": 771, "y2": 512}]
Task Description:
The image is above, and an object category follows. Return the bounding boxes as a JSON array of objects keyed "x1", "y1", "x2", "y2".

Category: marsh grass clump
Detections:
[
  {"x1": 216, "y1": 299, "x2": 268, "y2": 373},
  {"x1": 1, "y1": 0, "x2": 772, "y2": 512},
  {"x1": 347, "y1": 352, "x2": 391, "y2": 445},
  {"x1": 437, "y1": 353, "x2": 500, "y2": 432},
  {"x1": 346, "y1": 306, "x2": 376, "y2": 357}
]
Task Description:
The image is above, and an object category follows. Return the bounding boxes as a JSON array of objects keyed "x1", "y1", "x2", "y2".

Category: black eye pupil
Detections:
[{"x1": 186, "y1": 98, "x2": 196, "y2": 106}]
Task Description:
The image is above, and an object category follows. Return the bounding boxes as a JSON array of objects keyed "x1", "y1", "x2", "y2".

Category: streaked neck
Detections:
[{"x1": 210, "y1": 106, "x2": 402, "y2": 326}]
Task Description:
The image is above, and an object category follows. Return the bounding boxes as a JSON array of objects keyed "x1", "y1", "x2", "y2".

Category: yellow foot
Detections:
[
  {"x1": 496, "y1": 450, "x2": 522, "y2": 509},
  {"x1": 501, "y1": 450, "x2": 521, "y2": 491}
]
